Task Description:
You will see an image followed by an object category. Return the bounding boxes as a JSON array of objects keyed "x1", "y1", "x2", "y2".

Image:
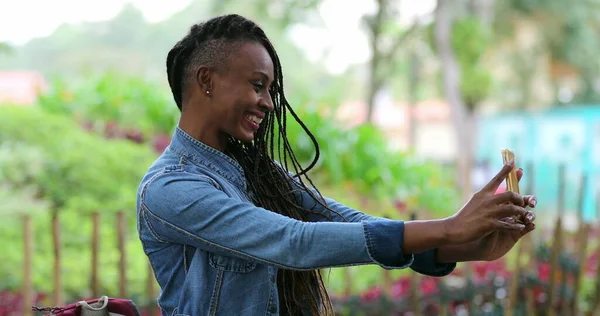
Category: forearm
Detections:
[
  {"x1": 435, "y1": 240, "x2": 482, "y2": 263},
  {"x1": 402, "y1": 219, "x2": 451, "y2": 254}
]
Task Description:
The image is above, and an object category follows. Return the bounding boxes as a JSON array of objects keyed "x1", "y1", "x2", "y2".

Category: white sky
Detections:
[{"x1": 0, "y1": 0, "x2": 436, "y2": 74}]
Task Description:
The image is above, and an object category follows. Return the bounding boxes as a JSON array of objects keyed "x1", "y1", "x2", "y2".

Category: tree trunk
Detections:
[
  {"x1": 365, "y1": 0, "x2": 385, "y2": 123},
  {"x1": 435, "y1": 2, "x2": 475, "y2": 314},
  {"x1": 434, "y1": 0, "x2": 470, "y2": 195},
  {"x1": 407, "y1": 50, "x2": 420, "y2": 150},
  {"x1": 117, "y1": 211, "x2": 127, "y2": 298},
  {"x1": 463, "y1": 112, "x2": 476, "y2": 198},
  {"x1": 469, "y1": 0, "x2": 496, "y2": 26},
  {"x1": 22, "y1": 215, "x2": 33, "y2": 316},
  {"x1": 52, "y1": 211, "x2": 63, "y2": 305},
  {"x1": 91, "y1": 212, "x2": 100, "y2": 298}
]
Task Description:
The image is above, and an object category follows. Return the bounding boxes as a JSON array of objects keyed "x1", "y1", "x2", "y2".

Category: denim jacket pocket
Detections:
[
  {"x1": 209, "y1": 252, "x2": 257, "y2": 273},
  {"x1": 171, "y1": 307, "x2": 189, "y2": 316}
]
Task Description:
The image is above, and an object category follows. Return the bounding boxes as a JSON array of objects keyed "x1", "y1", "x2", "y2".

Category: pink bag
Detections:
[{"x1": 32, "y1": 296, "x2": 140, "y2": 316}]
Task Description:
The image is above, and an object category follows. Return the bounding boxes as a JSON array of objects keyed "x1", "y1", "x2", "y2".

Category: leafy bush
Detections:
[{"x1": 0, "y1": 105, "x2": 156, "y2": 299}]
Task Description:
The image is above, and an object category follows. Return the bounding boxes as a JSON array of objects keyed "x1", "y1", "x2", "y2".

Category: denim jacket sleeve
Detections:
[
  {"x1": 139, "y1": 170, "x2": 415, "y2": 271},
  {"x1": 292, "y1": 178, "x2": 456, "y2": 277}
]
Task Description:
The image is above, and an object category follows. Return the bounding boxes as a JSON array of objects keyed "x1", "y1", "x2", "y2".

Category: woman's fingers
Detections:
[
  {"x1": 516, "y1": 168, "x2": 524, "y2": 182},
  {"x1": 523, "y1": 195, "x2": 537, "y2": 208},
  {"x1": 491, "y1": 191, "x2": 525, "y2": 206},
  {"x1": 523, "y1": 211, "x2": 535, "y2": 224},
  {"x1": 483, "y1": 161, "x2": 515, "y2": 192},
  {"x1": 495, "y1": 219, "x2": 526, "y2": 231},
  {"x1": 493, "y1": 203, "x2": 527, "y2": 219}
]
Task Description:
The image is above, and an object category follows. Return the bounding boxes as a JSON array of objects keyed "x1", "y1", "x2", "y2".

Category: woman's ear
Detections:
[{"x1": 196, "y1": 66, "x2": 213, "y2": 96}]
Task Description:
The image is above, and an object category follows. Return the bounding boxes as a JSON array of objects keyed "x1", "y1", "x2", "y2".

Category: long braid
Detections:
[{"x1": 166, "y1": 14, "x2": 343, "y2": 315}]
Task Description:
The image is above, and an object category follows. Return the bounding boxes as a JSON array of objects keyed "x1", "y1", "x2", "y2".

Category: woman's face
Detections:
[{"x1": 208, "y1": 41, "x2": 275, "y2": 145}]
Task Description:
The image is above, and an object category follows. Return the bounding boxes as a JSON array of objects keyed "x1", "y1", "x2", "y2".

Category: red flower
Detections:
[
  {"x1": 394, "y1": 200, "x2": 407, "y2": 213},
  {"x1": 360, "y1": 287, "x2": 382, "y2": 302},
  {"x1": 420, "y1": 277, "x2": 438, "y2": 295},
  {"x1": 538, "y1": 262, "x2": 551, "y2": 282}
]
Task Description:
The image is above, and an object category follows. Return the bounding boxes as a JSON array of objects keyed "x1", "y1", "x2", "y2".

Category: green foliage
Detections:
[
  {"x1": 426, "y1": 16, "x2": 493, "y2": 111},
  {"x1": 0, "y1": 105, "x2": 157, "y2": 297},
  {"x1": 0, "y1": 106, "x2": 151, "y2": 211},
  {"x1": 284, "y1": 104, "x2": 458, "y2": 218},
  {"x1": 0, "y1": 42, "x2": 11, "y2": 56},
  {"x1": 498, "y1": 0, "x2": 600, "y2": 104},
  {"x1": 39, "y1": 72, "x2": 178, "y2": 136},
  {"x1": 452, "y1": 17, "x2": 493, "y2": 110}
]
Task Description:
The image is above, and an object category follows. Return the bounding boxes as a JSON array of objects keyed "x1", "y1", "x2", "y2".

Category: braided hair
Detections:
[{"x1": 166, "y1": 14, "x2": 341, "y2": 315}]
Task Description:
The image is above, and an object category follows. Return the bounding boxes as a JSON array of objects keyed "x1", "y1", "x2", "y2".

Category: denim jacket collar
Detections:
[{"x1": 168, "y1": 127, "x2": 247, "y2": 188}]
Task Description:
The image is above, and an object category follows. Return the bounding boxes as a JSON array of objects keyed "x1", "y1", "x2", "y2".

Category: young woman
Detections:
[{"x1": 136, "y1": 14, "x2": 537, "y2": 316}]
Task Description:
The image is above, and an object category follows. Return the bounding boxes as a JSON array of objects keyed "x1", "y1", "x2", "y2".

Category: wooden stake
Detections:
[
  {"x1": 51, "y1": 211, "x2": 63, "y2": 305},
  {"x1": 91, "y1": 212, "x2": 100, "y2": 298},
  {"x1": 22, "y1": 215, "x2": 33, "y2": 316},
  {"x1": 506, "y1": 240, "x2": 524, "y2": 316},
  {"x1": 117, "y1": 211, "x2": 127, "y2": 298},
  {"x1": 524, "y1": 162, "x2": 536, "y2": 316},
  {"x1": 548, "y1": 164, "x2": 566, "y2": 316},
  {"x1": 591, "y1": 192, "x2": 600, "y2": 315},
  {"x1": 572, "y1": 173, "x2": 589, "y2": 314}
]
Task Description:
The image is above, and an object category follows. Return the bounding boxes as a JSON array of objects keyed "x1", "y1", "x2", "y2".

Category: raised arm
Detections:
[
  {"x1": 289, "y1": 175, "x2": 456, "y2": 276},
  {"x1": 139, "y1": 170, "x2": 418, "y2": 271},
  {"x1": 286, "y1": 162, "x2": 533, "y2": 275}
]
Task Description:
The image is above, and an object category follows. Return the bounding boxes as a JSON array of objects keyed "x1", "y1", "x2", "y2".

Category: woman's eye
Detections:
[{"x1": 252, "y1": 83, "x2": 264, "y2": 92}]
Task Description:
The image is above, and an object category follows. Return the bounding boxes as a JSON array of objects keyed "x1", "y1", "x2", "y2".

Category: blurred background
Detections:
[{"x1": 1, "y1": 0, "x2": 599, "y2": 315}]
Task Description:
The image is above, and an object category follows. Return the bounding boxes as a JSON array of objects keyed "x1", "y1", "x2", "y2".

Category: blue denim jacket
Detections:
[{"x1": 136, "y1": 127, "x2": 456, "y2": 316}]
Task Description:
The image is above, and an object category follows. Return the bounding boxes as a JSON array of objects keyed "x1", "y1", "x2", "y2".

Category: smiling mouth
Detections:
[{"x1": 244, "y1": 114, "x2": 263, "y2": 125}]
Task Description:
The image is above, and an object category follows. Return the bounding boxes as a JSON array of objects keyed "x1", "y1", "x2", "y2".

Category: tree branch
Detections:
[{"x1": 381, "y1": 21, "x2": 420, "y2": 64}]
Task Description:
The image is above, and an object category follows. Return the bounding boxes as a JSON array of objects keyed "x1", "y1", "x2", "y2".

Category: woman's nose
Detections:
[{"x1": 260, "y1": 96, "x2": 274, "y2": 112}]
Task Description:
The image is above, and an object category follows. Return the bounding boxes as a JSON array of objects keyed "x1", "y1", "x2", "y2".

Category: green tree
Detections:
[
  {"x1": 0, "y1": 105, "x2": 157, "y2": 303},
  {"x1": 495, "y1": 0, "x2": 600, "y2": 105},
  {"x1": 431, "y1": 0, "x2": 494, "y2": 200},
  {"x1": 362, "y1": 0, "x2": 419, "y2": 123},
  {"x1": 0, "y1": 42, "x2": 11, "y2": 55}
]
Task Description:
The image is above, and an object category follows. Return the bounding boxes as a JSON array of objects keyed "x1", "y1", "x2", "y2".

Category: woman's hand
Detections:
[
  {"x1": 474, "y1": 168, "x2": 537, "y2": 261},
  {"x1": 443, "y1": 161, "x2": 531, "y2": 245}
]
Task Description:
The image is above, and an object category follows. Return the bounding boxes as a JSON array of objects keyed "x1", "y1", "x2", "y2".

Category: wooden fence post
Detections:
[
  {"x1": 117, "y1": 211, "x2": 127, "y2": 298},
  {"x1": 91, "y1": 212, "x2": 100, "y2": 298},
  {"x1": 571, "y1": 173, "x2": 589, "y2": 315},
  {"x1": 22, "y1": 215, "x2": 33, "y2": 316},
  {"x1": 591, "y1": 192, "x2": 600, "y2": 315},
  {"x1": 548, "y1": 164, "x2": 566, "y2": 316}
]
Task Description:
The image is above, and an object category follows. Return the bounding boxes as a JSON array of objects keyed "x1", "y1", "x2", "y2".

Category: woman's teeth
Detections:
[{"x1": 246, "y1": 114, "x2": 263, "y2": 124}]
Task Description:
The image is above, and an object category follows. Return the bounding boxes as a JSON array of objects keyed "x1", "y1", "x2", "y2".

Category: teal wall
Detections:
[{"x1": 476, "y1": 106, "x2": 600, "y2": 222}]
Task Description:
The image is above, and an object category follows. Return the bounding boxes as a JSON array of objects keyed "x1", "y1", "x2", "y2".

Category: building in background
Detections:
[
  {"x1": 335, "y1": 98, "x2": 457, "y2": 162},
  {"x1": 476, "y1": 106, "x2": 600, "y2": 226},
  {"x1": 0, "y1": 71, "x2": 46, "y2": 106}
]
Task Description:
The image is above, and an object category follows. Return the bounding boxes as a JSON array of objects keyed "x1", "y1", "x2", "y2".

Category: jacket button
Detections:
[{"x1": 269, "y1": 304, "x2": 277, "y2": 313}]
